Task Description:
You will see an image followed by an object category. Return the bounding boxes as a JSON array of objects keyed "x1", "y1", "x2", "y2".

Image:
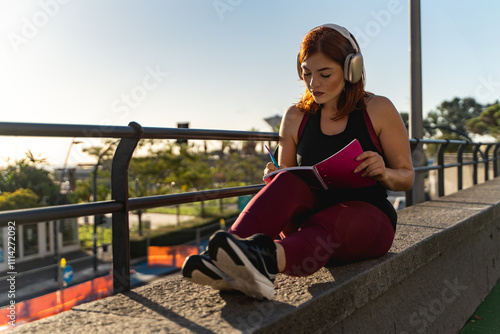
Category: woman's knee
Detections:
[{"x1": 302, "y1": 201, "x2": 395, "y2": 263}]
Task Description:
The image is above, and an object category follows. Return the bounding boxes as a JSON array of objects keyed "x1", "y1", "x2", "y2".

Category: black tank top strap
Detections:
[
  {"x1": 297, "y1": 112, "x2": 310, "y2": 140},
  {"x1": 363, "y1": 109, "x2": 383, "y2": 154}
]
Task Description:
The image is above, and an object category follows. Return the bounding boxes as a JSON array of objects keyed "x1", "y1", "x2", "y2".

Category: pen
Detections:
[{"x1": 265, "y1": 145, "x2": 279, "y2": 168}]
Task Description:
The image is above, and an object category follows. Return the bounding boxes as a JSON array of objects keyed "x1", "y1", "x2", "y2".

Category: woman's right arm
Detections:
[
  {"x1": 263, "y1": 105, "x2": 303, "y2": 176},
  {"x1": 278, "y1": 105, "x2": 303, "y2": 168}
]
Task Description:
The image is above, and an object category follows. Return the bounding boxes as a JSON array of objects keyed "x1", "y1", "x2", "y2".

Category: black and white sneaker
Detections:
[
  {"x1": 208, "y1": 231, "x2": 278, "y2": 300},
  {"x1": 182, "y1": 252, "x2": 240, "y2": 291}
]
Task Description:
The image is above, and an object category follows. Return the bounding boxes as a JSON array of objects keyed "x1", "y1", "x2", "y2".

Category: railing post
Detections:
[
  {"x1": 437, "y1": 140, "x2": 449, "y2": 197},
  {"x1": 494, "y1": 144, "x2": 500, "y2": 177},
  {"x1": 457, "y1": 143, "x2": 466, "y2": 191},
  {"x1": 406, "y1": 138, "x2": 427, "y2": 206},
  {"x1": 111, "y1": 121, "x2": 143, "y2": 294},
  {"x1": 484, "y1": 144, "x2": 493, "y2": 181},
  {"x1": 473, "y1": 144, "x2": 481, "y2": 185},
  {"x1": 406, "y1": 139, "x2": 418, "y2": 207}
]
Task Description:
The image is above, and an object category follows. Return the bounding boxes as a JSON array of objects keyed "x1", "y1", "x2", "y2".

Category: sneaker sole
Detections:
[
  {"x1": 183, "y1": 257, "x2": 237, "y2": 291},
  {"x1": 211, "y1": 237, "x2": 274, "y2": 300},
  {"x1": 184, "y1": 270, "x2": 235, "y2": 291}
]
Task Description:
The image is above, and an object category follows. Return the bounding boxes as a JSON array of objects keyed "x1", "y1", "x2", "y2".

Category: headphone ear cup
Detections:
[
  {"x1": 344, "y1": 53, "x2": 354, "y2": 82},
  {"x1": 296, "y1": 53, "x2": 303, "y2": 80},
  {"x1": 344, "y1": 53, "x2": 363, "y2": 83}
]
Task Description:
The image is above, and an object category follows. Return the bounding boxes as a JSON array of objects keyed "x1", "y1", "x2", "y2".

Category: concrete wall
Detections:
[{"x1": 325, "y1": 187, "x2": 500, "y2": 333}]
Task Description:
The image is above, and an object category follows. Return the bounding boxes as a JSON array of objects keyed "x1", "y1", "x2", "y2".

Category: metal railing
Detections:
[
  {"x1": 407, "y1": 138, "x2": 500, "y2": 205},
  {"x1": 0, "y1": 121, "x2": 499, "y2": 294}
]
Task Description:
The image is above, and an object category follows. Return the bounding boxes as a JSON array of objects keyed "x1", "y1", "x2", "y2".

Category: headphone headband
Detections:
[
  {"x1": 297, "y1": 24, "x2": 364, "y2": 84},
  {"x1": 314, "y1": 24, "x2": 360, "y2": 54}
]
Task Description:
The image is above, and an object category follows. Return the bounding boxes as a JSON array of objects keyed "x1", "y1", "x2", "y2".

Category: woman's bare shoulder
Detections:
[
  {"x1": 365, "y1": 95, "x2": 400, "y2": 120},
  {"x1": 365, "y1": 95, "x2": 402, "y2": 133},
  {"x1": 281, "y1": 105, "x2": 305, "y2": 128},
  {"x1": 280, "y1": 105, "x2": 305, "y2": 142},
  {"x1": 283, "y1": 105, "x2": 303, "y2": 119},
  {"x1": 366, "y1": 95, "x2": 396, "y2": 111}
]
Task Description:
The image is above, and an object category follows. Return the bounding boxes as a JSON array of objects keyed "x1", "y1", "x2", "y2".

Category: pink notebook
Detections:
[{"x1": 263, "y1": 139, "x2": 376, "y2": 190}]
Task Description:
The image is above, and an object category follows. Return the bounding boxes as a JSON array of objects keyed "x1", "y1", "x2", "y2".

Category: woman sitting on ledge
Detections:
[{"x1": 182, "y1": 24, "x2": 414, "y2": 300}]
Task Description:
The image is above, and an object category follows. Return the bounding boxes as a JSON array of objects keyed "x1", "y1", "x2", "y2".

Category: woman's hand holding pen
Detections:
[
  {"x1": 264, "y1": 162, "x2": 278, "y2": 176},
  {"x1": 264, "y1": 145, "x2": 282, "y2": 176},
  {"x1": 264, "y1": 162, "x2": 289, "y2": 176}
]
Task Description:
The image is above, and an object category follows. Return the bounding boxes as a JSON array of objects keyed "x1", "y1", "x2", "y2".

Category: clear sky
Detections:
[{"x1": 1, "y1": 0, "x2": 499, "y2": 168}]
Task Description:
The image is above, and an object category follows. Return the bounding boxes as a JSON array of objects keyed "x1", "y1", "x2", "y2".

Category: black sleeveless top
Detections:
[{"x1": 296, "y1": 108, "x2": 397, "y2": 230}]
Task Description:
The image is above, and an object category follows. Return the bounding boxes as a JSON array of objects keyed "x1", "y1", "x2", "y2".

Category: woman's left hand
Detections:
[{"x1": 354, "y1": 151, "x2": 386, "y2": 182}]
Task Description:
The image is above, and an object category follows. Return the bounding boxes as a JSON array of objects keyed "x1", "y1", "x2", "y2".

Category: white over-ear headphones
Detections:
[{"x1": 297, "y1": 24, "x2": 364, "y2": 84}]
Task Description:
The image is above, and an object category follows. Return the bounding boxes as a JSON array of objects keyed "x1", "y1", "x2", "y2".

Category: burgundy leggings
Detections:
[{"x1": 228, "y1": 171, "x2": 395, "y2": 277}]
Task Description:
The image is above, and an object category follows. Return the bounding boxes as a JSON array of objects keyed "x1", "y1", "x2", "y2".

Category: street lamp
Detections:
[
  {"x1": 54, "y1": 138, "x2": 82, "y2": 280},
  {"x1": 59, "y1": 139, "x2": 84, "y2": 195},
  {"x1": 93, "y1": 140, "x2": 119, "y2": 272}
]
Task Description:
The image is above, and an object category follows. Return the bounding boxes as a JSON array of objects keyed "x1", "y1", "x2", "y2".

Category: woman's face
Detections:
[{"x1": 301, "y1": 52, "x2": 345, "y2": 107}]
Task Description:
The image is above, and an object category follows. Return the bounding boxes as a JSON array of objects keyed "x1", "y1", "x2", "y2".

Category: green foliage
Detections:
[
  {"x1": 466, "y1": 103, "x2": 500, "y2": 140},
  {"x1": 70, "y1": 139, "x2": 118, "y2": 203},
  {"x1": 70, "y1": 140, "x2": 117, "y2": 203},
  {"x1": 166, "y1": 144, "x2": 213, "y2": 191},
  {"x1": 78, "y1": 138, "x2": 268, "y2": 206},
  {"x1": 0, "y1": 152, "x2": 59, "y2": 205},
  {"x1": 150, "y1": 198, "x2": 238, "y2": 215},
  {"x1": 0, "y1": 188, "x2": 40, "y2": 210},
  {"x1": 421, "y1": 97, "x2": 494, "y2": 155},
  {"x1": 68, "y1": 178, "x2": 92, "y2": 203},
  {"x1": 79, "y1": 224, "x2": 112, "y2": 250},
  {"x1": 69, "y1": 168, "x2": 112, "y2": 203},
  {"x1": 424, "y1": 97, "x2": 484, "y2": 141},
  {"x1": 213, "y1": 151, "x2": 265, "y2": 186}
]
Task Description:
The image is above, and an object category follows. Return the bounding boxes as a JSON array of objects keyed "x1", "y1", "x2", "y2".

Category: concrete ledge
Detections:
[{"x1": 11, "y1": 177, "x2": 500, "y2": 334}]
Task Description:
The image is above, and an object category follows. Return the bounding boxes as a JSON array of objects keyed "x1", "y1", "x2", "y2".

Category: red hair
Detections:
[{"x1": 296, "y1": 26, "x2": 371, "y2": 120}]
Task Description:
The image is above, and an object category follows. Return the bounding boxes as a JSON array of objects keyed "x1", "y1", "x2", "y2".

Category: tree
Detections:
[
  {"x1": 171, "y1": 144, "x2": 212, "y2": 191},
  {"x1": 241, "y1": 128, "x2": 259, "y2": 156},
  {"x1": 0, "y1": 152, "x2": 59, "y2": 205},
  {"x1": 424, "y1": 97, "x2": 484, "y2": 140},
  {"x1": 213, "y1": 150, "x2": 266, "y2": 187},
  {"x1": 129, "y1": 153, "x2": 172, "y2": 235},
  {"x1": 0, "y1": 188, "x2": 40, "y2": 210},
  {"x1": 466, "y1": 103, "x2": 500, "y2": 140},
  {"x1": 70, "y1": 140, "x2": 116, "y2": 203},
  {"x1": 127, "y1": 140, "x2": 192, "y2": 235},
  {"x1": 68, "y1": 175, "x2": 112, "y2": 203}
]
